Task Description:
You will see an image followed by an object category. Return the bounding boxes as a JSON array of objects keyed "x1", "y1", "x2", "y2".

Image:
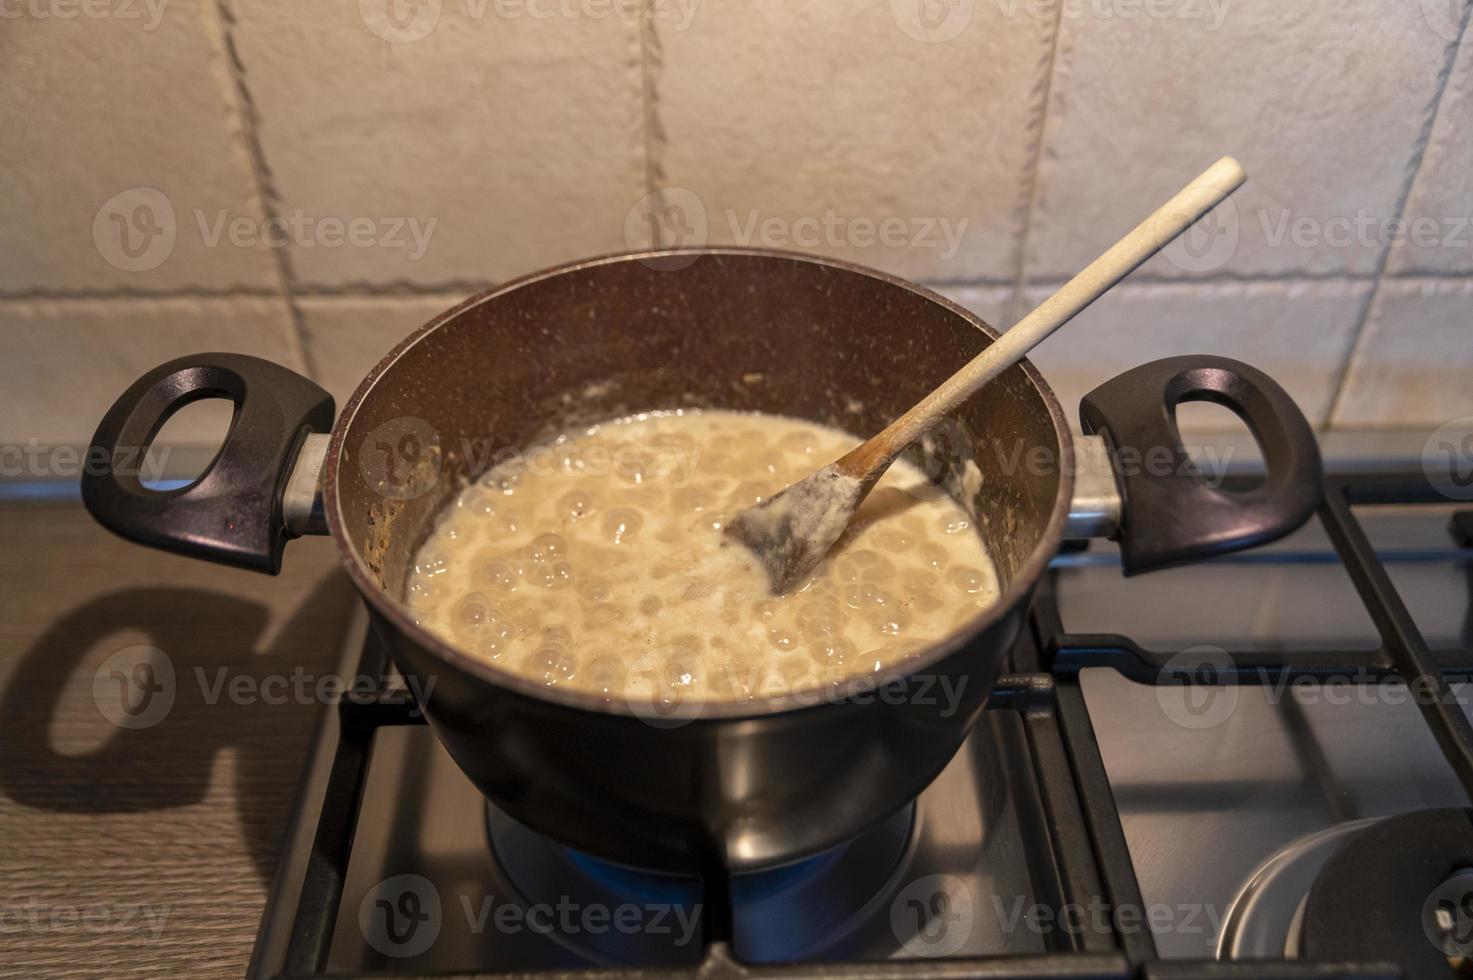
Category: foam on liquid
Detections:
[{"x1": 405, "y1": 410, "x2": 1000, "y2": 703}]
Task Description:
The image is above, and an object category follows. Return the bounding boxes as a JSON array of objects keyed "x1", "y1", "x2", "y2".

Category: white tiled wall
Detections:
[
  {"x1": 657, "y1": 0, "x2": 1055, "y2": 281},
  {"x1": 3, "y1": 0, "x2": 1470, "y2": 448},
  {"x1": 227, "y1": 0, "x2": 647, "y2": 288}
]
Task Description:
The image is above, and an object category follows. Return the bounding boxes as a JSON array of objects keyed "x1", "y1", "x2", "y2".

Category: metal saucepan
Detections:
[{"x1": 81, "y1": 249, "x2": 1323, "y2": 873}]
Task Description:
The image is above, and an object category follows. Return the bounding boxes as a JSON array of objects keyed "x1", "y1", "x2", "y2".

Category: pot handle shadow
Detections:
[
  {"x1": 0, "y1": 577, "x2": 357, "y2": 879},
  {"x1": 0, "y1": 588, "x2": 268, "y2": 812},
  {"x1": 1081, "y1": 355, "x2": 1324, "y2": 575},
  {"x1": 81, "y1": 353, "x2": 333, "y2": 574}
]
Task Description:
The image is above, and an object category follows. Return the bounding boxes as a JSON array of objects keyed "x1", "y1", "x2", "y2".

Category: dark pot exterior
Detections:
[
  {"x1": 83, "y1": 248, "x2": 1323, "y2": 874},
  {"x1": 374, "y1": 590, "x2": 1023, "y2": 872}
]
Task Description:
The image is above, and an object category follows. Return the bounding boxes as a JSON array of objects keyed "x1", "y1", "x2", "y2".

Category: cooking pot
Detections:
[{"x1": 81, "y1": 248, "x2": 1322, "y2": 873}]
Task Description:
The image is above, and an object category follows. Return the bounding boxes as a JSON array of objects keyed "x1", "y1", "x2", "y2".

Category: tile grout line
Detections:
[
  {"x1": 637, "y1": 0, "x2": 666, "y2": 241},
  {"x1": 209, "y1": 0, "x2": 313, "y2": 378},
  {"x1": 281, "y1": 280, "x2": 496, "y2": 299},
  {"x1": 1322, "y1": 1, "x2": 1472, "y2": 428},
  {"x1": 1006, "y1": 0, "x2": 1069, "y2": 324},
  {"x1": 12, "y1": 273, "x2": 1467, "y2": 306},
  {"x1": 0, "y1": 287, "x2": 282, "y2": 302}
]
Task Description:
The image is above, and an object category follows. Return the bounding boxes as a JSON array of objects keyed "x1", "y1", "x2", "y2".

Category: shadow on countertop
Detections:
[{"x1": 0, "y1": 573, "x2": 359, "y2": 883}]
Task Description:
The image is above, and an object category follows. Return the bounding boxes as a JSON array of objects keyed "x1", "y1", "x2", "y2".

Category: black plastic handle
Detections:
[
  {"x1": 1080, "y1": 355, "x2": 1323, "y2": 575},
  {"x1": 81, "y1": 353, "x2": 334, "y2": 574}
]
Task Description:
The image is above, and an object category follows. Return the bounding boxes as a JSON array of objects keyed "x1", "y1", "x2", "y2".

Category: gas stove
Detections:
[{"x1": 248, "y1": 468, "x2": 1473, "y2": 979}]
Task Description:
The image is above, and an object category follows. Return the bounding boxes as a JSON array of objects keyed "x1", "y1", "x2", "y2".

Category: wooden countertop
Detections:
[{"x1": 0, "y1": 500, "x2": 359, "y2": 977}]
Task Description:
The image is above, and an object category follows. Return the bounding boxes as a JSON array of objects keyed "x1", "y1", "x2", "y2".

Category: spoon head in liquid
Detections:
[{"x1": 721, "y1": 463, "x2": 865, "y2": 594}]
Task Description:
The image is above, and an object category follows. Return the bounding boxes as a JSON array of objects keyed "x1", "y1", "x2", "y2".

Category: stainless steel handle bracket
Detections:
[
  {"x1": 283, "y1": 431, "x2": 331, "y2": 537},
  {"x1": 1064, "y1": 433, "x2": 1122, "y2": 539}
]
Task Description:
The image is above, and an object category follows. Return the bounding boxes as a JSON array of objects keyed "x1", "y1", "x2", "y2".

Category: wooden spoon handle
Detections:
[{"x1": 844, "y1": 155, "x2": 1246, "y2": 477}]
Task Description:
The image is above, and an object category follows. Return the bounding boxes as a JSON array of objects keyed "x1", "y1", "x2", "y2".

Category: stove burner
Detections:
[
  {"x1": 486, "y1": 801, "x2": 916, "y2": 965},
  {"x1": 1302, "y1": 808, "x2": 1473, "y2": 977},
  {"x1": 1217, "y1": 818, "x2": 1382, "y2": 959}
]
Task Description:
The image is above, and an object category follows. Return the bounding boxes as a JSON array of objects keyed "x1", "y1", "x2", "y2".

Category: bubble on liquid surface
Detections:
[
  {"x1": 602, "y1": 508, "x2": 644, "y2": 544},
  {"x1": 526, "y1": 646, "x2": 578, "y2": 686}
]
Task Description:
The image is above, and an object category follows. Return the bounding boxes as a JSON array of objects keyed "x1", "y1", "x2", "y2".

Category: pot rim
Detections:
[{"x1": 322, "y1": 246, "x2": 1075, "y2": 720}]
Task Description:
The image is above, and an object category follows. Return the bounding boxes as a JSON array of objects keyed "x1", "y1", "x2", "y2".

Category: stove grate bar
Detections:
[
  {"x1": 1051, "y1": 679, "x2": 1158, "y2": 965},
  {"x1": 1016, "y1": 681, "x2": 1119, "y2": 956},
  {"x1": 279, "y1": 684, "x2": 427, "y2": 975},
  {"x1": 1320, "y1": 479, "x2": 1473, "y2": 803}
]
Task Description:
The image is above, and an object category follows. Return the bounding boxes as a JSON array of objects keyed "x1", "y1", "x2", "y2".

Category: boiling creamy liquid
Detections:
[{"x1": 405, "y1": 410, "x2": 1001, "y2": 703}]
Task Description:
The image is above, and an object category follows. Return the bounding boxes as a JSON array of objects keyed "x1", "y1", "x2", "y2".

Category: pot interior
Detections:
[{"x1": 332, "y1": 251, "x2": 1068, "y2": 626}]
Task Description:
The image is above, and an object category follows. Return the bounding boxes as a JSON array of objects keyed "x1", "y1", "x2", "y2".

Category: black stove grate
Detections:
[{"x1": 252, "y1": 470, "x2": 1470, "y2": 980}]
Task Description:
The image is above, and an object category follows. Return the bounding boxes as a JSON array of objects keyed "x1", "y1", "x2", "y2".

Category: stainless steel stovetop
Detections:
[{"x1": 249, "y1": 470, "x2": 1473, "y2": 980}]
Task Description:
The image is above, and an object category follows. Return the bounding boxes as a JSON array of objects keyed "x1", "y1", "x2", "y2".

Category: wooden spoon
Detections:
[{"x1": 724, "y1": 156, "x2": 1247, "y2": 594}]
